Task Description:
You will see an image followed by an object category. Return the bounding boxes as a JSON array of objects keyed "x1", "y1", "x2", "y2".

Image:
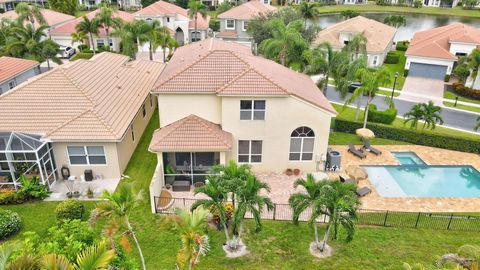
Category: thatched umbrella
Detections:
[
  {"x1": 356, "y1": 128, "x2": 375, "y2": 139},
  {"x1": 346, "y1": 165, "x2": 368, "y2": 181}
]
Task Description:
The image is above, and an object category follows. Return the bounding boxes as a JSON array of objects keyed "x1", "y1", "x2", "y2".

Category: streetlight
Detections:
[{"x1": 390, "y1": 72, "x2": 399, "y2": 105}]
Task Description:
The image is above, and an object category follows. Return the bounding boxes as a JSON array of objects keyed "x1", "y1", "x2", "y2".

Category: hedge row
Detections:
[
  {"x1": 385, "y1": 51, "x2": 400, "y2": 64},
  {"x1": 333, "y1": 119, "x2": 480, "y2": 153},
  {"x1": 452, "y1": 82, "x2": 480, "y2": 100},
  {"x1": 396, "y1": 41, "x2": 409, "y2": 51},
  {"x1": 367, "y1": 104, "x2": 397, "y2": 124},
  {"x1": 71, "y1": 52, "x2": 94, "y2": 61}
]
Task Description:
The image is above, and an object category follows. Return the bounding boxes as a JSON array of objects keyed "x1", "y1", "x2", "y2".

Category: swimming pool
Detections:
[{"x1": 363, "y1": 153, "x2": 480, "y2": 198}]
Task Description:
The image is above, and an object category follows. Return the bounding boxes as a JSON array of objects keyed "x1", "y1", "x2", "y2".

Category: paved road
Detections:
[{"x1": 325, "y1": 85, "x2": 480, "y2": 134}]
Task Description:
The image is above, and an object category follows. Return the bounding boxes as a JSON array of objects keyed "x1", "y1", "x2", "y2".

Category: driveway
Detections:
[{"x1": 400, "y1": 76, "x2": 445, "y2": 105}]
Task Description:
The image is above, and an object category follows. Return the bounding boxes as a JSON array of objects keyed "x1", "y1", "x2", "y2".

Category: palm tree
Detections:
[
  {"x1": 403, "y1": 103, "x2": 423, "y2": 130},
  {"x1": 41, "y1": 39, "x2": 62, "y2": 70},
  {"x1": 92, "y1": 184, "x2": 146, "y2": 270},
  {"x1": 453, "y1": 56, "x2": 471, "y2": 84},
  {"x1": 71, "y1": 31, "x2": 87, "y2": 47},
  {"x1": 420, "y1": 101, "x2": 444, "y2": 130},
  {"x1": 345, "y1": 33, "x2": 367, "y2": 59},
  {"x1": 467, "y1": 48, "x2": 480, "y2": 88},
  {"x1": 188, "y1": 0, "x2": 207, "y2": 43},
  {"x1": 298, "y1": 2, "x2": 318, "y2": 29},
  {"x1": 113, "y1": 21, "x2": 137, "y2": 58},
  {"x1": 144, "y1": 20, "x2": 170, "y2": 61},
  {"x1": 345, "y1": 67, "x2": 391, "y2": 128},
  {"x1": 95, "y1": 6, "x2": 123, "y2": 50},
  {"x1": 210, "y1": 160, "x2": 252, "y2": 207},
  {"x1": 154, "y1": 31, "x2": 178, "y2": 62},
  {"x1": 475, "y1": 116, "x2": 480, "y2": 132},
  {"x1": 171, "y1": 207, "x2": 210, "y2": 270},
  {"x1": 259, "y1": 19, "x2": 307, "y2": 66},
  {"x1": 383, "y1": 15, "x2": 406, "y2": 28},
  {"x1": 15, "y1": 3, "x2": 46, "y2": 30},
  {"x1": 76, "y1": 16, "x2": 100, "y2": 54},
  {"x1": 6, "y1": 24, "x2": 48, "y2": 61},
  {"x1": 304, "y1": 42, "x2": 341, "y2": 95}
]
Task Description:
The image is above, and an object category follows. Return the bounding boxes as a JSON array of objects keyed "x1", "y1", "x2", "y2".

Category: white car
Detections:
[{"x1": 60, "y1": 46, "x2": 76, "y2": 58}]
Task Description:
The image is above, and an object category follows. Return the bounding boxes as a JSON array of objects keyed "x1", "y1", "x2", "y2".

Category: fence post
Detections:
[
  {"x1": 273, "y1": 203, "x2": 276, "y2": 220},
  {"x1": 415, "y1": 212, "x2": 421, "y2": 228},
  {"x1": 383, "y1": 210, "x2": 389, "y2": 227},
  {"x1": 447, "y1": 214, "x2": 454, "y2": 230}
]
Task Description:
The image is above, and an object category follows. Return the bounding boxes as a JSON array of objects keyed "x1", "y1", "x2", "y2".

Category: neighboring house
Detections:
[
  {"x1": 49, "y1": 9, "x2": 134, "y2": 52},
  {"x1": 217, "y1": 0, "x2": 275, "y2": 44},
  {"x1": 336, "y1": 0, "x2": 367, "y2": 4},
  {"x1": 134, "y1": 0, "x2": 210, "y2": 46},
  {"x1": 0, "y1": 8, "x2": 75, "y2": 29},
  {"x1": 79, "y1": 0, "x2": 141, "y2": 10},
  {"x1": 0, "y1": 0, "x2": 47, "y2": 12},
  {"x1": 405, "y1": 23, "x2": 480, "y2": 80},
  {"x1": 0, "y1": 53, "x2": 164, "y2": 189},
  {"x1": 0, "y1": 56, "x2": 40, "y2": 95},
  {"x1": 313, "y1": 16, "x2": 396, "y2": 68},
  {"x1": 148, "y1": 39, "x2": 336, "y2": 211}
]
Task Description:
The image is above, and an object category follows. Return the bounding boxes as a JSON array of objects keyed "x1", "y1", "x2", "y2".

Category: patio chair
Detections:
[
  {"x1": 339, "y1": 175, "x2": 356, "y2": 184},
  {"x1": 356, "y1": 187, "x2": 372, "y2": 197},
  {"x1": 348, "y1": 144, "x2": 366, "y2": 159},
  {"x1": 363, "y1": 140, "x2": 382, "y2": 155}
]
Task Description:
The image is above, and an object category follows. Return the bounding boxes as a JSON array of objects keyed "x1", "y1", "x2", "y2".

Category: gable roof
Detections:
[
  {"x1": 406, "y1": 23, "x2": 480, "y2": 60},
  {"x1": 0, "y1": 53, "x2": 165, "y2": 141},
  {"x1": 134, "y1": 0, "x2": 209, "y2": 29},
  {"x1": 49, "y1": 9, "x2": 134, "y2": 36},
  {"x1": 0, "y1": 56, "x2": 39, "y2": 84},
  {"x1": 152, "y1": 38, "x2": 336, "y2": 115},
  {"x1": 149, "y1": 114, "x2": 233, "y2": 151},
  {"x1": 313, "y1": 16, "x2": 396, "y2": 53},
  {"x1": 0, "y1": 8, "x2": 75, "y2": 28},
  {"x1": 218, "y1": 0, "x2": 276, "y2": 20}
]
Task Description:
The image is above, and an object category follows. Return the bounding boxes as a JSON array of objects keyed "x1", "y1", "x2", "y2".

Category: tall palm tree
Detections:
[
  {"x1": 154, "y1": 31, "x2": 178, "y2": 62},
  {"x1": 332, "y1": 53, "x2": 368, "y2": 111},
  {"x1": 15, "y1": 3, "x2": 46, "y2": 30},
  {"x1": 420, "y1": 101, "x2": 443, "y2": 130},
  {"x1": 188, "y1": 0, "x2": 207, "y2": 43},
  {"x1": 383, "y1": 15, "x2": 406, "y2": 28},
  {"x1": 92, "y1": 184, "x2": 146, "y2": 270},
  {"x1": 345, "y1": 33, "x2": 367, "y2": 59},
  {"x1": 304, "y1": 42, "x2": 341, "y2": 95},
  {"x1": 298, "y1": 2, "x2": 318, "y2": 29},
  {"x1": 41, "y1": 39, "x2": 62, "y2": 70},
  {"x1": 345, "y1": 67, "x2": 391, "y2": 128},
  {"x1": 144, "y1": 20, "x2": 169, "y2": 61},
  {"x1": 171, "y1": 207, "x2": 210, "y2": 270},
  {"x1": 71, "y1": 31, "x2": 87, "y2": 47},
  {"x1": 403, "y1": 103, "x2": 423, "y2": 130},
  {"x1": 95, "y1": 6, "x2": 123, "y2": 50},
  {"x1": 453, "y1": 56, "x2": 471, "y2": 84},
  {"x1": 6, "y1": 24, "x2": 48, "y2": 61},
  {"x1": 76, "y1": 16, "x2": 100, "y2": 54},
  {"x1": 210, "y1": 160, "x2": 252, "y2": 207},
  {"x1": 475, "y1": 116, "x2": 480, "y2": 132},
  {"x1": 467, "y1": 48, "x2": 480, "y2": 88},
  {"x1": 259, "y1": 19, "x2": 307, "y2": 66},
  {"x1": 113, "y1": 21, "x2": 137, "y2": 59}
]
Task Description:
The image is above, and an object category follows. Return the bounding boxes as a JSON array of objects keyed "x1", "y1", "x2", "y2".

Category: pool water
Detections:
[{"x1": 392, "y1": 152, "x2": 426, "y2": 166}]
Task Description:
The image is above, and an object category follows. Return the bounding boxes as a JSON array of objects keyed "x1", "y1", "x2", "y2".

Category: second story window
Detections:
[
  {"x1": 242, "y1": 21, "x2": 248, "y2": 31},
  {"x1": 226, "y1": 19, "x2": 235, "y2": 30},
  {"x1": 240, "y1": 100, "x2": 265, "y2": 120}
]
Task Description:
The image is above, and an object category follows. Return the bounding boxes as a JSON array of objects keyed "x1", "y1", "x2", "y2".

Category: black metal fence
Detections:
[{"x1": 154, "y1": 196, "x2": 480, "y2": 232}]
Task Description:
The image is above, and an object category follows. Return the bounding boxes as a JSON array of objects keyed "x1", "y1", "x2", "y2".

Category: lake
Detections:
[{"x1": 314, "y1": 13, "x2": 480, "y2": 41}]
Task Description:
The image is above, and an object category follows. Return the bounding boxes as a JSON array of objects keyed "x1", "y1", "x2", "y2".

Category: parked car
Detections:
[
  {"x1": 348, "y1": 82, "x2": 361, "y2": 93},
  {"x1": 59, "y1": 46, "x2": 76, "y2": 58}
]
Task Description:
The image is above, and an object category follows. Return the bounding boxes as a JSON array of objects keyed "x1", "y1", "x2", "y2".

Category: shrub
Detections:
[
  {"x1": 77, "y1": 44, "x2": 88, "y2": 52},
  {"x1": 396, "y1": 41, "x2": 409, "y2": 51},
  {"x1": 404, "y1": 69, "x2": 409, "y2": 77},
  {"x1": 333, "y1": 118, "x2": 480, "y2": 153},
  {"x1": 444, "y1": 74, "x2": 451, "y2": 82},
  {"x1": 0, "y1": 210, "x2": 21, "y2": 240},
  {"x1": 55, "y1": 200, "x2": 85, "y2": 221},
  {"x1": 385, "y1": 51, "x2": 400, "y2": 64},
  {"x1": 71, "y1": 52, "x2": 94, "y2": 61},
  {"x1": 452, "y1": 82, "x2": 480, "y2": 100},
  {"x1": 413, "y1": 0, "x2": 422, "y2": 7},
  {"x1": 367, "y1": 104, "x2": 397, "y2": 124},
  {"x1": 209, "y1": 19, "x2": 220, "y2": 32},
  {"x1": 376, "y1": 0, "x2": 392, "y2": 5},
  {"x1": 18, "y1": 176, "x2": 50, "y2": 201},
  {"x1": 0, "y1": 189, "x2": 24, "y2": 205}
]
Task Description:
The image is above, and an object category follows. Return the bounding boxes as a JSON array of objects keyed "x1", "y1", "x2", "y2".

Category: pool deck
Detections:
[{"x1": 329, "y1": 145, "x2": 480, "y2": 213}]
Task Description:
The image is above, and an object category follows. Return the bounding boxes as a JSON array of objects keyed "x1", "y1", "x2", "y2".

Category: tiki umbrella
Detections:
[
  {"x1": 346, "y1": 165, "x2": 368, "y2": 181},
  {"x1": 356, "y1": 128, "x2": 375, "y2": 139}
]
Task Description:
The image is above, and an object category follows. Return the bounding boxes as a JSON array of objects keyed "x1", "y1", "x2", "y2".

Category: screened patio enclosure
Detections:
[
  {"x1": 162, "y1": 152, "x2": 221, "y2": 185},
  {"x1": 0, "y1": 132, "x2": 57, "y2": 188}
]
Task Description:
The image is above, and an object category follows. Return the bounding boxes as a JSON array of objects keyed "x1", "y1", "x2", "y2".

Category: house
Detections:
[
  {"x1": 79, "y1": 0, "x2": 141, "y2": 10},
  {"x1": 0, "y1": 56, "x2": 40, "y2": 95},
  {"x1": 0, "y1": 0, "x2": 47, "y2": 12},
  {"x1": 134, "y1": 0, "x2": 210, "y2": 45},
  {"x1": 313, "y1": 16, "x2": 396, "y2": 68},
  {"x1": 216, "y1": 0, "x2": 275, "y2": 44},
  {"x1": 405, "y1": 23, "x2": 480, "y2": 80},
  {"x1": 0, "y1": 8, "x2": 75, "y2": 29},
  {"x1": 0, "y1": 53, "x2": 164, "y2": 189},
  {"x1": 336, "y1": 0, "x2": 367, "y2": 4},
  {"x1": 49, "y1": 9, "x2": 135, "y2": 52},
  {"x1": 148, "y1": 39, "x2": 336, "y2": 211}
]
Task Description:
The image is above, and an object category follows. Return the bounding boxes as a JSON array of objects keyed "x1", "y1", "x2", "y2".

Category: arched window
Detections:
[{"x1": 289, "y1": 127, "x2": 314, "y2": 161}]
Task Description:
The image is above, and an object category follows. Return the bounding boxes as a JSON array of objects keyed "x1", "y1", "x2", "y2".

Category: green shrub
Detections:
[
  {"x1": 0, "y1": 189, "x2": 25, "y2": 205},
  {"x1": 385, "y1": 51, "x2": 400, "y2": 64},
  {"x1": 452, "y1": 82, "x2": 480, "y2": 100},
  {"x1": 444, "y1": 74, "x2": 451, "y2": 82},
  {"x1": 396, "y1": 41, "x2": 409, "y2": 51},
  {"x1": 55, "y1": 200, "x2": 85, "y2": 221},
  {"x1": 367, "y1": 104, "x2": 397, "y2": 124},
  {"x1": 376, "y1": 0, "x2": 391, "y2": 5},
  {"x1": 0, "y1": 210, "x2": 21, "y2": 240},
  {"x1": 77, "y1": 44, "x2": 88, "y2": 52},
  {"x1": 18, "y1": 176, "x2": 50, "y2": 201},
  {"x1": 413, "y1": 0, "x2": 423, "y2": 7},
  {"x1": 333, "y1": 119, "x2": 480, "y2": 153},
  {"x1": 209, "y1": 19, "x2": 220, "y2": 32},
  {"x1": 71, "y1": 52, "x2": 94, "y2": 61},
  {"x1": 404, "y1": 69, "x2": 409, "y2": 77}
]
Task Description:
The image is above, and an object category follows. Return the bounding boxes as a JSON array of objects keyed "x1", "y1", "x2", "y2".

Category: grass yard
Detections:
[
  {"x1": 443, "y1": 101, "x2": 480, "y2": 113},
  {"x1": 381, "y1": 51, "x2": 406, "y2": 90},
  {"x1": 444, "y1": 90, "x2": 480, "y2": 105},
  {"x1": 315, "y1": 4, "x2": 480, "y2": 18},
  {"x1": 329, "y1": 131, "x2": 410, "y2": 145}
]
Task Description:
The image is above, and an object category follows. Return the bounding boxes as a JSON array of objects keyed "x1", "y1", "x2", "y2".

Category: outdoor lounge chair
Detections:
[
  {"x1": 339, "y1": 175, "x2": 356, "y2": 184},
  {"x1": 363, "y1": 140, "x2": 382, "y2": 155},
  {"x1": 356, "y1": 187, "x2": 372, "y2": 197},
  {"x1": 348, "y1": 144, "x2": 366, "y2": 159}
]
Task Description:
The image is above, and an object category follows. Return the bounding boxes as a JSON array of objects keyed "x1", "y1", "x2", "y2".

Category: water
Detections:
[
  {"x1": 392, "y1": 151, "x2": 426, "y2": 165},
  {"x1": 364, "y1": 165, "x2": 480, "y2": 197},
  {"x1": 314, "y1": 13, "x2": 480, "y2": 41}
]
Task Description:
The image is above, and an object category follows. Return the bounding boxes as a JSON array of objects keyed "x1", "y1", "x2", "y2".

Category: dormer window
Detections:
[{"x1": 226, "y1": 19, "x2": 235, "y2": 30}]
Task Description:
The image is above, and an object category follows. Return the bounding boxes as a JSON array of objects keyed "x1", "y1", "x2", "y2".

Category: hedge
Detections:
[
  {"x1": 452, "y1": 82, "x2": 480, "y2": 100},
  {"x1": 385, "y1": 51, "x2": 400, "y2": 64},
  {"x1": 71, "y1": 52, "x2": 94, "y2": 61},
  {"x1": 55, "y1": 200, "x2": 85, "y2": 221},
  {"x1": 333, "y1": 118, "x2": 480, "y2": 153},
  {"x1": 367, "y1": 104, "x2": 397, "y2": 124},
  {"x1": 0, "y1": 210, "x2": 21, "y2": 240},
  {"x1": 396, "y1": 41, "x2": 409, "y2": 51}
]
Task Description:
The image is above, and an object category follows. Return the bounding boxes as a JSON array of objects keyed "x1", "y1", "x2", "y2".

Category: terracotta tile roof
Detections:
[
  {"x1": 149, "y1": 114, "x2": 233, "y2": 151},
  {"x1": 218, "y1": 0, "x2": 276, "y2": 20},
  {"x1": 406, "y1": 23, "x2": 480, "y2": 60},
  {"x1": 313, "y1": 16, "x2": 396, "y2": 53},
  {"x1": 0, "y1": 56, "x2": 39, "y2": 84},
  {"x1": 135, "y1": 0, "x2": 210, "y2": 29},
  {"x1": 153, "y1": 38, "x2": 336, "y2": 114},
  {"x1": 216, "y1": 31, "x2": 238, "y2": 38},
  {"x1": 49, "y1": 9, "x2": 135, "y2": 37},
  {"x1": 0, "y1": 52, "x2": 165, "y2": 141},
  {"x1": 0, "y1": 8, "x2": 75, "y2": 28}
]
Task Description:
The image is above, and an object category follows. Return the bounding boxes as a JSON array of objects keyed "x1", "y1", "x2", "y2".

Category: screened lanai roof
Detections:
[{"x1": 0, "y1": 132, "x2": 47, "y2": 152}]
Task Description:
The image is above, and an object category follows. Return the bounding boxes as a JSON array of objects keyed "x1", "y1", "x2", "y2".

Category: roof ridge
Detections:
[
  {"x1": 44, "y1": 108, "x2": 92, "y2": 137},
  {"x1": 216, "y1": 66, "x2": 252, "y2": 93},
  {"x1": 60, "y1": 68, "x2": 96, "y2": 105},
  {"x1": 194, "y1": 115, "x2": 231, "y2": 147}
]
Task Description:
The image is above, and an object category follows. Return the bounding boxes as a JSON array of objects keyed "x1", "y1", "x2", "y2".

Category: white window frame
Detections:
[
  {"x1": 242, "y1": 21, "x2": 248, "y2": 31},
  {"x1": 373, "y1": 55, "x2": 378, "y2": 66},
  {"x1": 240, "y1": 100, "x2": 266, "y2": 120},
  {"x1": 289, "y1": 127, "x2": 315, "y2": 161},
  {"x1": 238, "y1": 140, "x2": 262, "y2": 164},
  {"x1": 226, "y1": 19, "x2": 235, "y2": 30},
  {"x1": 67, "y1": 146, "x2": 107, "y2": 166},
  {"x1": 96, "y1": 39, "x2": 105, "y2": 48}
]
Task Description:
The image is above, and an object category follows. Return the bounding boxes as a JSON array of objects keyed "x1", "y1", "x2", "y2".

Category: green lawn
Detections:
[
  {"x1": 75, "y1": 10, "x2": 89, "y2": 17},
  {"x1": 329, "y1": 131, "x2": 410, "y2": 145},
  {"x1": 444, "y1": 90, "x2": 480, "y2": 105},
  {"x1": 381, "y1": 51, "x2": 406, "y2": 90},
  {"x1": 316, "y1": 4, "x2": 480, "y2": 18},
  {"x1": 443, "y1": 101, "x2": 480, "y2": 113}
]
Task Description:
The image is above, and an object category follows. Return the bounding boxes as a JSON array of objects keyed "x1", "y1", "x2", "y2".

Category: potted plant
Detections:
[
  {"x1": 285, "y1": 168, "x2": 293, "y2": 176},
  {"x1": 86, "y1": 186, "x2": 94, "y2": 198},
  {"x1": 73, "y1": 191, "x2": 80, "y2": 198},
  {"x1": 165, "y1": 183, "x2": 172, "y2": 190},
  {"x1": 66, "y1": 192, "x2": 73, "y2": 198},
  {"x1": 164, "y1": 163, "x2": 176, "y2": 185},
  {"x1": 293, "y1": 168, "x2": 301, "y2": 176}
]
